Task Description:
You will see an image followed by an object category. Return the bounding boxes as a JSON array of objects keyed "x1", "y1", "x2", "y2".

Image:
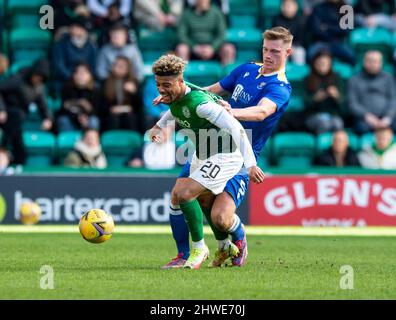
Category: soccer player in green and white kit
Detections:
[{"x1": 149, "y1": 54, "x2": 265, "y2": 269}]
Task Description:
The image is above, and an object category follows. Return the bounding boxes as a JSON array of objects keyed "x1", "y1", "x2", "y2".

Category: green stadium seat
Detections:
[
  {"x1": 360, "y1": 132, "x2": 375, "y2": 150},
  {"x1": 8, "y1": 60, "x2": 33, "y2": 74},
  {"x1": 101, "y1": 130, "x2": 143, "y2": 167},
  {"x1": 316, "y1": 131, "x2": 359, "y2": 155},
  {"x1": 226, "y1": 28, "x2": 262, "y2": 63},
  {"x1": 350, "y1": 27, "x2": 393, "y2": 63},
  {"x1": 138, "y1": 27, "x2": 176, "y2": 52},
  {"x1": 229, "y1": 0, "x2": 258, "y2": 15},
  {"x1": 10, "y1": 28, "x2": 51, "y2": 62},
  {"x1": 11, "y1": 12, "x2": 40, "y2": 28},
  {"x1": 57, "y1": 131, "x2": 82, "y2": 164},
  {"x1": 229, "y1": 15, "x2": 257, "y2": 28},
  {"x1": 273, "y1": 132, "x2": 315, "y2": 168},
  {"x1": 287, "y1": 95, "x2": 304, "y2": 112},
  {"x1": 23, "y1": 131, "x2": 55, "y2": 166},
  {"x1": 257, "y1": 138, "x2": 272, "y2": 168},
  {"x1": 261, "y1": 0, "x2": 281, "y2": 16},
  {"x1": 332, "y1": 61, "x2": 353, "y2": 80},
  {"x1": 285, "y1": 63, "x2": 309, "y2": 97},
  {"x1": 8, "y1": 0, "x2": 47, "y2": 12},
  {"x1": 185, "y1": 61, "x2": 223, "y2": 87}
]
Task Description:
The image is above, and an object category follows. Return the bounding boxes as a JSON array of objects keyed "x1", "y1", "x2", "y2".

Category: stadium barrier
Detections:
[{"x1": 0, "y1": 168, "x2": 395, "y2": 226}]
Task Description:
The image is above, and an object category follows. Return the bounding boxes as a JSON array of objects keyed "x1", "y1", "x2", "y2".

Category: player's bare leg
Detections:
[{"x1": 198, "y1": 192, "x2": 239, "y2": 267}]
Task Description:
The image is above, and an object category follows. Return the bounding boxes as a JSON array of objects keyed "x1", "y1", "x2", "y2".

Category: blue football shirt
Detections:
[{"x1": 220, "y1": 62, "x2": 292, "y2": 158}]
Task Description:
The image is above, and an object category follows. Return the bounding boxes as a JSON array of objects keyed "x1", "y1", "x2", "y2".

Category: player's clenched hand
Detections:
[
  {"x1": 149, "y1": 125, "x2": 164, "y2": 143},
  {"x1": 248, "y1": 166, "x2": 266, "y2": 184}
]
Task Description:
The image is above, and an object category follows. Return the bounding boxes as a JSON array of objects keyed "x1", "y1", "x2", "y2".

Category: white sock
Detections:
[
  {"x1": 218, "y1": 238, "x2": 232, "y2": 250},
  {"x1": 228, "y1": 214, "x2": 241, "y2": 233},
  {"x1": 192, "y1": 239, "x2": 206, "y2": 250}
]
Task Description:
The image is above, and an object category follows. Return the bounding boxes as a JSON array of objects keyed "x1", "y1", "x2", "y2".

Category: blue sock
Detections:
[
  {"x1": 228, "y1": 215, "x2": 245, "y2": 242},
  {"x1": 169, "y1": 205, "x2": 190, "y2": 259}
]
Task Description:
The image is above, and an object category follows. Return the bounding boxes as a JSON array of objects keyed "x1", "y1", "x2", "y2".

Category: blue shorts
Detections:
[{"x1": 179, "y1": 161, "x2": 249, "y2": 208}]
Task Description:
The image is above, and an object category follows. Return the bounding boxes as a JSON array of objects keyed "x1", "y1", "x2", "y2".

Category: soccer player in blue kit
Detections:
[{"x1": 158, "y1": 26, "x2": 293, "y2": 268}]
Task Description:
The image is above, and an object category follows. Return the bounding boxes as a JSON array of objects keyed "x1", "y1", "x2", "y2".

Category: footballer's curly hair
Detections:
[
  {"x1": 263, "y1": 26, "x2": 293, "y2": 46},
  {"x1": 152, "y1": 54, "x2": 187, "y2": 77}
]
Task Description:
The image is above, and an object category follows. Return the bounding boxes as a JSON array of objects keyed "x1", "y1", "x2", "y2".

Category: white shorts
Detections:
[{"x1": 189, "y1": 151, "x2": 244, "y2": 195}]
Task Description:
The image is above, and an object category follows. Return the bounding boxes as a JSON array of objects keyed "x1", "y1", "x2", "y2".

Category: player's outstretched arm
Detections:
[
  {"x1": 231, "y1": 97, "x2": 277, "y2": 122},
  {"x1": 196, "y1": 102, "x2": 265, "y2": 183},
  {"x1": 150, "y1": 110, "x2": 175, "y2": 142}
]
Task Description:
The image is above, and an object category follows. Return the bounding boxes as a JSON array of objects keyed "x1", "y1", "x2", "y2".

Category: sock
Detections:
[
  {"x1": 192, "y1": 239, "x2": 206, "y2": 250},
  {"x1": 217, "y1": 238, "x2": 232, "y2": 250},
  {"x1": 202, "y1": 207, "x2": 228, "y2": 241},
  {"x1": 180, "y1": 199, "x2": 204, "y2": 242},
  {"x1": 228, "y1": 214, "x2": 245, "y2": 242},
  {"x1": 169, "y1": 204, "x2": 190, "y2": 259}
]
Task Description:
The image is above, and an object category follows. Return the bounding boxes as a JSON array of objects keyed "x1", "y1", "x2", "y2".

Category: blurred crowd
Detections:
[{"x1": 0, "y1": 0, "x2": 396, "y2": 171}]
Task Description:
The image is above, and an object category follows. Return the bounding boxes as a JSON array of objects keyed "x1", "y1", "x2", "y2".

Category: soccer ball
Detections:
[
  {"x1": 79, "y1": 209, "x2": 114, "y2": 244},
  {"x1": 19, "y1": 201, "x2": 41, "y2": 225}
]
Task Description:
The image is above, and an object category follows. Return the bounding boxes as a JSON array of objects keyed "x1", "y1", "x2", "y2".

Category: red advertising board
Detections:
[{"x1": 250, "y1": 176, "x2": 396, "y2": 226}]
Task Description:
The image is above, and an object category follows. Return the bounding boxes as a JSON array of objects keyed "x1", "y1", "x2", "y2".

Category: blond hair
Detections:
[
  {"x1": 152, "y1": 54, "x2": 187, "y2": 76},
  {"x1": 263, "y1": 27, "x2": 293, "y2": 46}
]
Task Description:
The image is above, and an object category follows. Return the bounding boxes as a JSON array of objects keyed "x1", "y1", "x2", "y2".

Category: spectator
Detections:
[
  {"x1": 0, "y1": 59, "x2": 52, "y2": 165},
  {"x1": 0, "y1": 147, "x2": 15, "y2": 175},
  {"x1": 358, "y1": 127, "x2": 396, "y2": 169},
  {"x1": 128, "y1": 125, "x2": 176, "y2": 169},
  {"x1": 304, "y1": 50, "x2": 344, "y2": 134},
  {"x1": 175, "y1": 0, "x2": 236, "y2": 66},
  {"x1": 0, "y1": 54, "x2": 9, "y2": 79},
  {"x1": 102, "y1": 56, "x2": 144, "y2": 132},
  {"x1": 96, "y1": 23, "x2": 144, "y2": 82},
  {"x1": 97, "y1": 2, "x2": 134, "y2": 47},
  {"x1": 315, "y1": 130, "x2": 360, "y2": 167},
  {"x1": 57, "y1": 63, "x2": 100, "y2": 132},
  {"x1": 301, "y1": 0, "x2": 325, "y2": 16},
  {"x1": 134, "y1": 0, "x2": 184, "y2": 31},
  {"x1": 306, "y1": 0, "x2": 356, "y2": 65},
  {"x1": 51, "y1": 0, "x2": 93, "y2": 40},
  {"x1": 52, "y1": 17, "x2": 96, "y2": 85},
  {"x1": 273, "y1": 0, "x2": 306, "y2": 65},
  {"x1": 355, "y1": 0, "x2": 396, "y2": 31},
  {"x1": 87, "y1": 0, "x2": 132, "y2": 19},
  {"x1": 64, "y1": 128, "x2": 107, "y2": 168},
  {"x1": 348, "y1": 50, "x2": 396, "y2": 135}
]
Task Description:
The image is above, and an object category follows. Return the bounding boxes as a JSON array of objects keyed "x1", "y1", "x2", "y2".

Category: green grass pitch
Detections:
[{"x1": 1, "y1": 227, "x2": 396, "y2": 299}]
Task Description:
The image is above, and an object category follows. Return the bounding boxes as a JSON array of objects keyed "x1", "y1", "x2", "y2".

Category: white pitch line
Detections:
[{"x1": 1, "y1": 225, "x2": 396, "y2": 236}]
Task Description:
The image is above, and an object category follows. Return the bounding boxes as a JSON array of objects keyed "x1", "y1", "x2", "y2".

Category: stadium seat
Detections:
[
  {"x1": 101, "y1": 130, "x2": 143, "y2": 167},
  {"x1": 350, "y1": 27, "x2": 393, "y2": 64},
  {"x1": 57, "y1": 131, "x2": 82, "y2": 164},
  {"x1": 185, "y1": 61, "x2": 223, "y2": 87},
  {"x1": 9, "y1": 28, "x2": 51, "y2": 62},
  {"x1": 226, "y1": 28, "x2": 262, "y2": 63},
  {"x1": 316, "y1": 131, "x2": 359, "y2": 155},
  {"x1": 10, "y1": 12, "x2": 40, "y2": 28},
  {"x1": 359, "y1": 132, "x2": 375, "y2": 150},
  {"x1": 285, "y1": 63, "x2": 310, "y2": 97},
  {"x1": 257, "y1": 138, "x2": 272, "y2": 168},
  {"x1": 229, "y1": 15, "x2": 257, "y2": 28},
  {"x1": 273, "y1": 132, "x2": 315, "y2": 168},
  {"x1": 138, "y1": 28, "x2": 176, "y2": 63},
  {"x1": 287, "y1": 95, "x2": 304, "y2": 112},
  {"x1": 8, "y1": 0, "x2": 47, "y2": 13},
  {"x1": 23, "y1": 131, "x2": 55, "y2": 166},
  {"x1": 229, "y1": 0, "x2": 258, "y2": 15}
]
